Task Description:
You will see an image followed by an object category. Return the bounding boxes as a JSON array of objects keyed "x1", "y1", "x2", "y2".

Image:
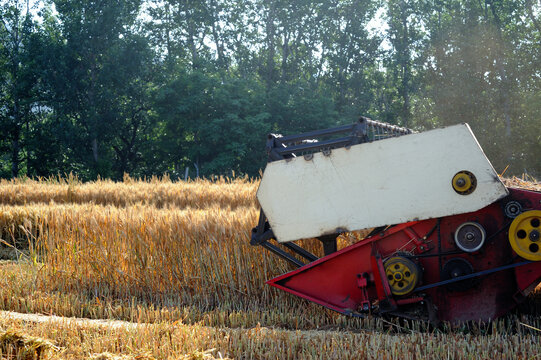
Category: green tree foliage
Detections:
[
  {"x1": 0, "y1": 0, "x2": 41, "y2": 177},
  {"x1": 48, "y1": 0, "x2": 146, "y2": 178},
  {"x1": 0, "y1": 0, "x2": 539, "y2": 179},
  {"x1": 418, "y1": 0, "x2": 541, "y2": 175},
  {"x1": 153, "y1": 69, "x2": 271, "y2": 177}
]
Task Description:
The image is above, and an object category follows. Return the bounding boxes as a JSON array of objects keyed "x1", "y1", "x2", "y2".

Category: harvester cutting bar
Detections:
[{"x1": 266, "y1": 116, "x2": 413, "y2": 161}]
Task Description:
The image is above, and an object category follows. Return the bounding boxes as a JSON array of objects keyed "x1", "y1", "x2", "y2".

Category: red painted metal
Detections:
[
  {"x1": 356, "y1": 273, "x2": 371, "y2": 310},
  {"x1": 267, "y1": 187, "x2": 541, "y2": 323}
]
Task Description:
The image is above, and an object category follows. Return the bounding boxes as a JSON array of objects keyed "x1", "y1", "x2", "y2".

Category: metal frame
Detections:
[
  {"x1": 265, "y1": 116, "x2": 413, "y2": 162},
  {"x1": 251, "y1": 210, "x2": 318, "y2": 267},
  {"x1": 251, "y1": 116, "x2": 414, "y2": 266}
]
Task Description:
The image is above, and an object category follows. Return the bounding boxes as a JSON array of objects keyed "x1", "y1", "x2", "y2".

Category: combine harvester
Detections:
[{"x1": 251, "y1": 117, "x2": 541, "y2": 324}]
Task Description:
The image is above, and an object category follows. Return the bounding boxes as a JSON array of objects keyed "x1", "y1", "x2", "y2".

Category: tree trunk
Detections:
[
  {"x1": 92, "y1": 138, "x2": 99, "y2": 163},
  {"x1": 9, "y1": 12, "x2": 21, "y2": 178},
  {"x1": 187, "y1": 8, "x2": 198, "y2": 70},
  {"x1": 400, "y1": 3, "x2": 411, "y2": 128},
  {"x1": 11, "y1": 136, "x2": 20, "y2": 178},
  {"x1": 210, "y1": 0, "x2": 225, "y2": 69},
  {"x1": 194, "y1": 158, "x2": 200, "y2": 178},
  {"x1": 165, "y1": 3, "x2": 173, "y2": 64},
  {"x1": 281, "y1": 31, "x2": 290, "y2": 82},
  {"x1": 265, "y1": 1, "x2": 276, "y2": 89},
  {"x1": 487, "y1": 2, "x2": 512, "y2": 157}
]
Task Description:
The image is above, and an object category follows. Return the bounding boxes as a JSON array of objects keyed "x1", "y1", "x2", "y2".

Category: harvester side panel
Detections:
[{"x1": 257, "y1": 124, "x2": 508, "y2": 243}]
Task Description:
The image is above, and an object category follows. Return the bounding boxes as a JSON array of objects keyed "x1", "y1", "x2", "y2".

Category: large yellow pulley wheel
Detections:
[
  {"x1": 509, "y1": 210, "x2": 541, "y2": 261},
  {"x1": 452, "y1": 171, "x2": 477, "y2": 195},
  {"x1": 384, "y1": 256, "x2": 421, "y2": 296}
]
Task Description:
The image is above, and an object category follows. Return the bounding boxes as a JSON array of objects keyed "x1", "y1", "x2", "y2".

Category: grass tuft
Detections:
[{"x1": 0, "y1": 329, "x2": 56, "y2": 360}]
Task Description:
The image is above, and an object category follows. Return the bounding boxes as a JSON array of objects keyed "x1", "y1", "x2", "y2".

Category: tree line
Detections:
[{"x1": 1, "y1": 0, "x2": 539, "y2": 180}]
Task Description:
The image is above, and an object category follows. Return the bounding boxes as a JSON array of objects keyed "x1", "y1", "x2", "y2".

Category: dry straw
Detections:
[
  {"x1": 1, "y1": 315, "x2": 540, "y2": 360},
  {"x1": 0, "y1": 175, "x2": 258, "y2": 209},
  {"x1": 0, "y1": 175, "x2": 539, "y2": 349}
]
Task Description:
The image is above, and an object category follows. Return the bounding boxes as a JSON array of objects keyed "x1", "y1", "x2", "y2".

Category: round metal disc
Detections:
[
  {"x1": 384, "y1": 256, "x2": 421, "y2": 296},
  {"x1": 508, "y1": 210, "x2": 541, "y2": 261},
  {"x1": 442, "y1": 258, "x2": 475, "y2": 292},
  {"x1": 454, "y1": 222, "x2": 486, "y2": 252},
  {"x1": 504, "y1": 201, "x2": 523, "y2": 219},
  {"x1": 452, "y1": 171, "x2": 477, "y2": 195}
]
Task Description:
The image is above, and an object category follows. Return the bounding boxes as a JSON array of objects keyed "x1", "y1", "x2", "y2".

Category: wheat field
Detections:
[{"x1": 0, "y1": 175, "x2": 540, "y2": 359}]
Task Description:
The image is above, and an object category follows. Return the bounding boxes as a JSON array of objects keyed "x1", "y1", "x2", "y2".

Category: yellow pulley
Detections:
[
  {"x1": 384, "y1": 256, "x2": 421, "y2": 296},
  {"x1": 508, "y1": 210, "x2": 541, "y2": 261},
  {"x1": 452, "y1": 171, "x2": 477, "y2": 195}
]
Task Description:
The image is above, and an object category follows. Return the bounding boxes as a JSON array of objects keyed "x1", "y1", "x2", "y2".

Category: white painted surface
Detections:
[{"x1": 257, "y1": 124, "x2": 508, "y2": 243}]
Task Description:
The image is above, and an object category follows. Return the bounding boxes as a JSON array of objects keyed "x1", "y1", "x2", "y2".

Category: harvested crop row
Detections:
[
  {"x1": 0, "y1": 261, "x2": 380, "y2": 331},
  {"x1": 1, "y1": 313, "x2": 540, "y2": 360},
  {"x1": 1, "y1": 260, "x2": 539, "y2": 332},
  {"x1": 0, "y1": 176, "x2": 258, "y2": 209}
]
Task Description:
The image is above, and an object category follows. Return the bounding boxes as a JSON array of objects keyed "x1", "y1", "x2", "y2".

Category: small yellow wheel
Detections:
[
  {"x1": 509, "y1": 210, "x2": 541, "y2": 261},
  {"x1": 384, "y1": 256, "x2": 421, "y2": 296},
  {"x1": 452, "y1": 171, "x2": 477, "y2": 195}
]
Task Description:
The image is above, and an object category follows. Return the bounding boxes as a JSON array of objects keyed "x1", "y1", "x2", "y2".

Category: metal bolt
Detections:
[
  {"x1": 456, "y1": 178, "x2": 466, "y2": 187},
  {"x1": 530, "y1": 230, "x2": 540, "y2": 242}
]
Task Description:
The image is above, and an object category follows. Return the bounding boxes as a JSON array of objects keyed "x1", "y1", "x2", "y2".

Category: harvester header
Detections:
[{"x1": 251, "y1": 116, "x2": 541, "y2": 323}]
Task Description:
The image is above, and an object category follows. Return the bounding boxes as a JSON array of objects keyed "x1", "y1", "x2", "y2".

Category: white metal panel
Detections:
[{"x1": 257, "y1": 124, "x2": 508, "y2": 243}]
